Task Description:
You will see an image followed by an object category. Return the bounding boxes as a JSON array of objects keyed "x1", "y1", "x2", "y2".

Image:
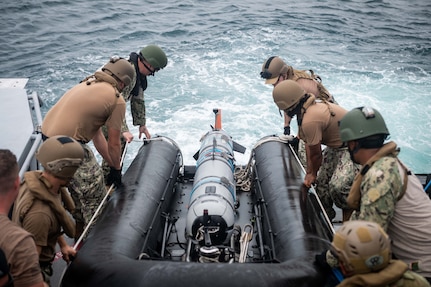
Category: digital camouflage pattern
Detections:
[
  {"x1": 121, "y1": 66, "x2": 147, "y2": 127},
  {"x1": 297, "y1": 139, "x2": 307, "y2": 169},
  {"x1": 350, "y1": 155, "x2": 403, "y2": 230},
  {"x1": 130, "y1": 96, "x2": 146, "y2": 126},
  {"x1": 315, "y1": 147, "x2": 360, "y2": 220},
  {"x1": 68, "y1": 144, "x2": 106, "y2": 227}
]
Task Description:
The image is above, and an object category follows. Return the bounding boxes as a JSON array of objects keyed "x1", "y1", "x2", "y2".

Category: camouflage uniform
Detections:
[
  {"x1": 351, "y1": 153, "x2": 431, "y2": 280},
  {"x1": 297, "y1": 139, "x2": 307, "y2": 169},
  {"x1": 316, "y1": 147, "x2": 360, "y2": 220},
  {"x1": 350, "y1": 155, "x2": 403, "y2": 229},
  {"x1": 122, "y1": 52, "x2": 148, "y2": 127},
  {"x1": 69, "y1": 144, "x2": 105, "y2": 230}
]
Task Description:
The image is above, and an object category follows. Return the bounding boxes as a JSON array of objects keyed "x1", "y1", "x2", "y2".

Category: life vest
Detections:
[
  {"x1": 80, "y1": 71, "x2": 122, "y2": 98},
  {"x1": 296, "y1": 94, "x2": 337, "y2": 140},
  {"x1": 128, "y1": 52, "x2": 148, "y2": 98},
  {"x1": 13, "y1": 171, "x2": 76, "y2": 238},
  {"x1": 347, "y1": 142, "x2": 409, "y2": 210},
  {"x1": 287, "y1": 66, "x2": 333, "y2": 102}
]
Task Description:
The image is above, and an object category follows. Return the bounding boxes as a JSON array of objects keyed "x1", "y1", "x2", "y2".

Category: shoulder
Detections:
[
  {"x1": 398, "y1": 270, "x2": 431, "y2": 287},
  {"x1": 370, "y1": 156, "x2": 402, "y2": 182},
  {"x1": 360, "y1": 157, "x2": 403, "y2": 202},
  {"x1": 0, "y1": 219, "x2": 36, "y2": 258},
  {"x1": 303, "y1": 102, "x2": 326, "y2": 118},
  {"x1": 0, "y1": 218, "x2": 33, "y2": 243},
  {"x1": 22, "y1": 202, "x2": 55, "y2": 231},
  {"x1": 1, "y1": 229, "x2": 43, "y2": 286}
]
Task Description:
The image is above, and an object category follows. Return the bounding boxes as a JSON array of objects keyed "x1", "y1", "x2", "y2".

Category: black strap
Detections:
[{"x1": 264, "y1": 56, "x2": 276, "y2": 69}]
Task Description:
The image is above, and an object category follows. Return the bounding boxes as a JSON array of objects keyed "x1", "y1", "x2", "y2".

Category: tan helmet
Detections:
[
  {"x1": 37, "y1": 136, "x2": 85, "y2": 178},
  {"x1": 102, "y1": 58, "x2": 136, "y2": 87},
  {"x1": 260, "y1": 56, "x2": 289, "y2": 85},
  {"x1": 331, "y1": 220, "x2": 391, "y2": 276},
  {"x1": 272, "y1": 80, "x2": 306, "y2": 111}
]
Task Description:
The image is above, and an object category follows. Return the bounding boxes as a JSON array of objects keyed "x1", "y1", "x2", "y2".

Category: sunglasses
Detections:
[
  {"x1": 260, "y1": 70, "x2": 272, "y2": 79},
  {"x1": 138, "y1": 53, "x2": 158, "y2": 76}
]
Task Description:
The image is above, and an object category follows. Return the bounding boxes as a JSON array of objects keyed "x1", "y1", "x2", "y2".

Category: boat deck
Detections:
[{"x1": 0, "y1": 78, "x2": 43, "y2": 178}]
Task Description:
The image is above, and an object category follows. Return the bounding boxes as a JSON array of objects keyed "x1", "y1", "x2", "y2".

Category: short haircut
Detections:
[
  {"x1": 0, "y1": 149, "x2": 19, "y2": 194},
  {"x1": 358, "y1": 134, "x2": 387, "y2": 149}
]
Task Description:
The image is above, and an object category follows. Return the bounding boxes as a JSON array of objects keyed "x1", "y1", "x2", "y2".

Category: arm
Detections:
[
  {"x1": 57, "y1": 235, "x2": 76, "y2": 263},
  {"x1": 11, "y1": 236, "x2": 46, "y2": 287},
  {"x1": 283, "y1": 111, "x2": 292, "y2": 135},
  {"x1": 122, "y1": 131, "x2": 134, "y2": 143},
  {"x1": 131, "y1": 97, "x2": 151, "y2": 139},
  {"x1": 121, "y1": 117, "x2": 134, "y2": 143},
  {"x1": 304, "y1": 143, "x2": 322, "y2": 187},
  {"x1": 92, "y1": 128, "x2": 114, "y2": 166},
  {"x1": 138, "y1": 126, "x2": 151, "y2": 139},
  {"x1": 350, "y1": 166, "x2": 401, "y2": 231},
  {"x1": 107, "y1": 127, "x2": 121, "y2": 170}
]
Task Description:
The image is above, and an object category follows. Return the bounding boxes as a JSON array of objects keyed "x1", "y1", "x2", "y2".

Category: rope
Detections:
[
  {"x1": 54, "y1": 142, "x2": 129, "y2": 262},
  {"x1": 238, "y1": 224, "x2": 253, "y2": 263},
  {"x1": 234, "y1": 135, "x2": 295, "y2": 192},
  {"x1": 234, "y1": 158, "x2": 253, "y2": 192},
  {"x1": 74, "y1": 141, "x2": 129, "y2": 248}
]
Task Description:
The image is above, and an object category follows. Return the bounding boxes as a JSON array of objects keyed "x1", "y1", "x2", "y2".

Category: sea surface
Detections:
[{"x1": 1, "y1": 0, "x2": 430, "y2": 172}]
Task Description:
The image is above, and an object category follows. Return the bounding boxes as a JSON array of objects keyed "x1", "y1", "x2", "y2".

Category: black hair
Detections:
[{"x1": 357, "y1": 134, "x2": 387, "y2": 149}]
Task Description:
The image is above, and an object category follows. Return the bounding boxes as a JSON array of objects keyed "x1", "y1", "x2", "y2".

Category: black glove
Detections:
[
  {"x1": 283, "y1": 126, "x2": 291, "y2": 135},
  {"x1": 107, "y1": 167, "x2": 122, "y2": 187},
  {"x1": 314, "y1": 251, "x2": 331, "y2": 271}
]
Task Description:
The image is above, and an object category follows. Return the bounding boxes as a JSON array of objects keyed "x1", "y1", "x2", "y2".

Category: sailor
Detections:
[
  {"x1": 0, "y1": 149, "x2": 45, "y2": 287},
  {"x1": 40, "y1": 58, "x2": 135, "y2": 241},
  {"x1": 260, "y1": 56, "x2": 335, "y2": 168},
  {"x1": 261, "y1": 56, "x2": 334, "y2": 134},
  {"x1": 272, "y1": 80, "x2": 360, "y2": 222},
  {"x1": 101, "y1": 44, "x2": 168, "y2": 183},
  {"x1": 339, "y1": 106, "x2": 431, "y2": 282},
  {"x1": 122, "y1": 44, "x2": 168, "y2": 139},
  {"x1": 315, "y1": 220, "x2": 430, "y2": 286},
  {"x1": 12, "y1": 136, "x2": 84, "y2": 286}
]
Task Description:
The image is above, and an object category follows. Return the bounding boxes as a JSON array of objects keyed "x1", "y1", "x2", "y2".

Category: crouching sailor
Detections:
[
  {"x1": 315, "y1": 220, "x2": 430, "y2": 287},
  {"x1": 339, "y1": 106, "x2": 431, "y2": 283},
  {"x1": 12, "y1": 136, "x2": 84, "y2": 286},
  {"x1": 40, "y1": 58, "x2": 135, "y2": 242}
]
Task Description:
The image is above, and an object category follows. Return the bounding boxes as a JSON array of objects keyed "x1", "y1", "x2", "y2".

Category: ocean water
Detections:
[{"x1": 0, "y1": 0, "x2": 430, "y2": 172}]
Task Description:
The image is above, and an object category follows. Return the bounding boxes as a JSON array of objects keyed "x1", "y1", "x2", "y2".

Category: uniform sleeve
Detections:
[
  {"x1": 9, "y1": 234, "x2": 44, "y2": 287},
  {"x1": 121, "y1": 117, "x2": 129, "y2": 133},
  {"x1": 351, "y1": 161, "x2": 403, "y2": 231},
  {"x1": 106, "y1": 100, "x2": 126, "y2": 131},
  {"x1": 21, "y1": 212, "x2": 51, "y2": 247},
  {"x1": 301, "y1": 121, "x2": 323, "y2": 146},
  {"x1": 131, "y1": 97, "x2": 146, "y2": 126}
]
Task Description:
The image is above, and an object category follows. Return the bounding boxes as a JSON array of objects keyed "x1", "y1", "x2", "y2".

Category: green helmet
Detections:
[
  {"x1": 260, "y1": 56, "x2": 289, "y2": 85},
  {"x1": 37, "y1": 136, "x2": 84, "y2": 178},
  {"x1": 102, "y1": 58, "x2": 136, "y2": 87},
  {"x1": 339, "y1": 107, "x2": 389, "y2": 142},
  {"x1": 272, "y1": 80, "x2": 306, "y2": 111},
  {"x1": 140, "y1": 45, "x2": 168, "y2": 70}
]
